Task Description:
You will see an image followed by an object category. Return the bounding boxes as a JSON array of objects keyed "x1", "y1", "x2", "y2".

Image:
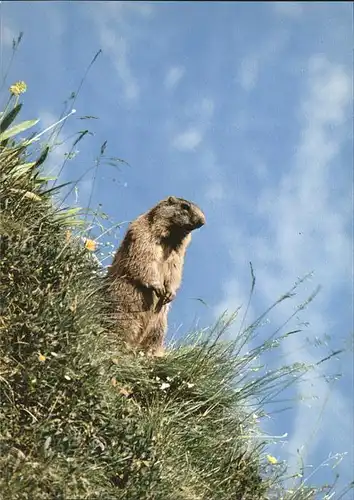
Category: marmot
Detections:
[{"x1": 107, "y1": 196, "x2": 206, "y2": 356}]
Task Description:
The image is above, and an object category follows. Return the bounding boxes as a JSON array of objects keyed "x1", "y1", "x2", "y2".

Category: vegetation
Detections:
[{"x1": 0, "y1": 77, "x2": 352, "y2": 499}]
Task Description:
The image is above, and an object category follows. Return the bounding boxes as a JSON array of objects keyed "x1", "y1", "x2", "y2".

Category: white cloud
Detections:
[
  {"x1": 164, "y1": 66, "x2": 185, "y2": 91},
  {"x1": 172, "y1": 128, "x2": 202, "y2": 151},
  {"x1": 87, "y1": 3, "x2": 155, "y2": 103},
  {"x1": 39, "y1": 110, "x2": 60, "y2": 131},
  {"x1": 216, "y1": 54, "x2": 352, "y2": 481},
  {"x1": 78, "y1": 177, "x2": 94, "y2": 206},
  {"x1": 255, "y1": 55, "x2": 351, "y2": 285},
  {"x1": 0, "y1": 22, "x2": 16, "y2": 47},
  {"x1": 264, "y1": 55, "x2": 351, "y2": 476},
  {"x1": 171, "y1": 98, "x2": 215, "y2": 151},
  {"x1": 204, "y1": 181, "x2": 224, "y2": 202},
  {"x1": 238, "y1": 57, "x2": 259, "y2": 92},
  {"x1": 199, "y1": 98, "x2": 214, "y2": 120},
  {"x1": 272, "y1": 2, "x2": 303, "y2": 18},
  {"x1": 37, "y1": 110, "x2": 95, "y2": 208},
  {"x1": 213, "y1": 264, "x2": 256, "y2": 326},
  {"x1": 102, "y1": 2, "x2": 154, "y2": 19},
  {"x1": 198, "y1": 149, "x2": 228, "y2": 204},
  {"x1": 99, "y1": 29, "x2": 139, "y2": 102},
  {"x1": 236, "y1": 29, "x2": 289, "y2": 92},
  {"x1": 37, "y1": 110, "x2": 76, "y2": 178},
  {"x1": 44, "y1": 3, "x2": 66, "y2": 38}
]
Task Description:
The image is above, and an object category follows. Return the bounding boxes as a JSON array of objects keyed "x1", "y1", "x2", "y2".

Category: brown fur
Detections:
[{"x1": 107, "y1": 196, "x2": 205, "y2": 356}]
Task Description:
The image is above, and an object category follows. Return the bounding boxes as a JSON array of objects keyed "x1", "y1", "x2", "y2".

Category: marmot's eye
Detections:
[{"x1": 181, "y1": 203, "x2": 190, "y2": 211}]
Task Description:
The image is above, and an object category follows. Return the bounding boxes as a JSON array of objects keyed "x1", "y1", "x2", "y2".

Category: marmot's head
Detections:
[{"x1": 150, "y1": 196, "x2": 206, "y2": 234}]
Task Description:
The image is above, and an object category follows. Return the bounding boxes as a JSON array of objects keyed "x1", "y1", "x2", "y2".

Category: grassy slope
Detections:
[{"x1": 0, "y1": 96, "x2": 349, "y2": 500}]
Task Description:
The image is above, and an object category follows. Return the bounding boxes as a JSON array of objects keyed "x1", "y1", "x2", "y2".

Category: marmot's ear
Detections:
[{"x1": 167, "y1": 196, "x2": 178, "y2": 204}]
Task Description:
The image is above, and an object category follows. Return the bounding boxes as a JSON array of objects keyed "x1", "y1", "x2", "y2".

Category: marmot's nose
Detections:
[{"x1": 195, "y1": 212, "x2": 206, "y2": 228}]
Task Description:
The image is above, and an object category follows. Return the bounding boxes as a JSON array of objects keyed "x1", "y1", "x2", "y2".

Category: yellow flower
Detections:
[
  {"x1": 84, "y1": 238, "x2": 97, "y2": 252},
  {"x1": 9, "y1": 80, "x2": 27, "y2": 96},
  {"x1": 23, "y1": 191, "x2": 41, "y2": 201},
  {"x1": 111, "y1": 378, "x2": 132, "y2": 397},
  {"x1": 119, "y1": 386, "x2": 132, "y2": 398},
  {"x1": 65, "y1": 230, "x2": 72, "y2": 242},
  {"x1": 38, "y1": 353, "x2": 46, "y2": 363},
  {"x1": 69, "y1": 296, "x2": 77, "y2": 313},
  {"x1": 266, "y1": 454, "x2": 278, "y2": 465}
]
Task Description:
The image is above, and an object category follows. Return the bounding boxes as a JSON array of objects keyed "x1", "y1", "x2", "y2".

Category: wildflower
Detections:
[
  {"x1": 16, "y1": 449, "x2": 26, "y2": 460},
  {"x1": 9, "y1": 80, "x2": 27, "y2": 96},
  {"x1": 24, "y1": 191, "x2": 41, "y2": 202},
  {"x1": 160, "y1": 382, "x2": 170, "y2": 391},
  {"x1": 266, "y1": 454, "x2": 278, "y2": 465},
  {"x1": 119, "y1": 386, "x2": 132, "y2": 397},
  {"x1": 84, "y1": 238, "x2": 97, "y2": 252},
  {"x1": 65, "y1": 230, "x2": 72, "y2": 242},
  {"x1": 38, "y1": 353, "x2": 46, "y2": 363},
  {"x1": 69, "y1": 296, "x2": 77, "y2": 313}
]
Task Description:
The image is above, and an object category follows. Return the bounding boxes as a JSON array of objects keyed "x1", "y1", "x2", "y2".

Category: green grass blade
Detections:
[
  {"x1": 0, "y1": 103, "x2": 23, "y2": 133},
  {"x1": 0, "y1": 118, "x2": 39, "y2": 142}
]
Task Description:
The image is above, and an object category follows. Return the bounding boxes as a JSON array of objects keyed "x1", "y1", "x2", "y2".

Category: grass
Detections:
[{"x1": 0, "y1": 82, "x2": 353, "y2": 500}]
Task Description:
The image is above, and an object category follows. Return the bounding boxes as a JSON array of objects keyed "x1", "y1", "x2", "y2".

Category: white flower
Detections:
[{"x1": 160, "y1": 382, "x2": 170, "y2": 391}]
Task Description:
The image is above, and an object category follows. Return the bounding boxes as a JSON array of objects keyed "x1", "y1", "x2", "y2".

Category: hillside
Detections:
[{"x1": 0, "y1": 85, "x2": 349, "y2": 499}]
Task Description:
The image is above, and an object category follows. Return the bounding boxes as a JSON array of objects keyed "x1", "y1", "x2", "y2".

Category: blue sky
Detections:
[{"x1": 1, "y1": 1, "x2": 352, "y2": 494}]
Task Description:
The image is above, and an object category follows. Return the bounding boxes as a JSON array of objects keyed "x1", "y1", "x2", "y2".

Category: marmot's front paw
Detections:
[
  {"x1": 162, "y1": 289, "x2": 176, "y2": 304},
  {"x1": 143, "y1": 281, "x2": 165, "y2": 298}
]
